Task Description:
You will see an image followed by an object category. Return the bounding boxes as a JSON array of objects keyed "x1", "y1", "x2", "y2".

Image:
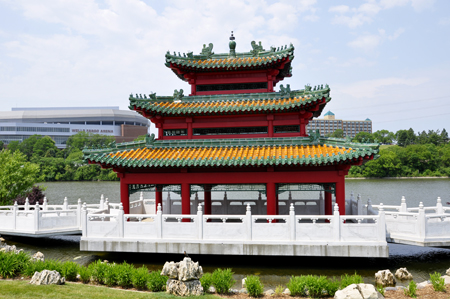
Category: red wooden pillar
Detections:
[
  {"x1": 267, "y1": 114, "x2": 274, "y2": 137},
  {"x1": 181, "y1": 183, "x2": 191, "y2": 222},
  {"x1": 266, "y1": 182, "x2": 277, "y2": 215},
  {"x1": 325, "y1": 186, "x2": 333, "y2": 215},
  {"x1": 186, "y1": 117, "x2": 193, "y2": 139},
  {"x1": 204, "y1": 184, "x2": 212, "y2": 215},
  {"x1": 120, "y1": 178, "x2": 129, "y2": 214},
  {"x1": 335, "y1": 178, "x2": 346, "y2": 215},
  {"x1": 155, "y1": 184, "x2": 163, "y2": 212}
]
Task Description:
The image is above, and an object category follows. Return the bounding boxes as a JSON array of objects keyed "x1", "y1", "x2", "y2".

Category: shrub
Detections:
[
  {"x1": 377, "y1": 285, "x2": 385, "y2": 296},
  {"x1": 0, "y1": 252, "x2": 19, "y2": 278},
  {"x1": 89, "y1": 260, "x2": 108, "y2": 284},
  {"x1": 274, "y1": 285, "x2": 284, "y2": 297},
  {"x1": 430, "y1": 272, "x2": 445, "y2": 292},
  {"x1": 147, "y1": 271, "x2": 168, "y2": 292},
  {"x1": 132, "y1": 266, "x2": 149, "y2": 290},
  {"x1": 212, "y1": 268, "x2": 235, "y2": 294},
  {"x1": 245, "y1": 275, "x2": 264, "y2": 297},
  {"x1": 61, "y1": 261, "x2": 79, "y2": 281},
  {"x1": 116, "y1": 262, "x2": 134, "y2": 288},
  {"x1": 325, "y1": 277, "x2": 340, "y2": 297},
  {"x1": 340, "y1": 273, "x2": 363, "y2": 289},
  {"x1": 305, "y1": 275, "x2": 328, "y2": 298},
  {"x1": 404, "y1": 280, "x2": 417, "y2": 298},
  {"x1": 14, "y1": 186, "x2": 46, "y2": 205},
  {"x1": 287, "y1": 276, "x2": 307, "y2": 296},
  {"x1": 23, "y1": 260, "x2": 45, "y2": 277},
  {"x1": 200, "y1": 272, "x2": 213, "y2": 292},
  {"x1": 78, "y1": 266, "x2": 91, "y2": 284},
  {"x1": 103, "y1": 264, "x2": 118, "y2": 287}
]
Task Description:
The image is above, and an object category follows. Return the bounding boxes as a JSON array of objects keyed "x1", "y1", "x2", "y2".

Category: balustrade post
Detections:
[
  {"x1": 366, "y1": 198, "x2": 372, "y2": 217},
  {"x1": 105, "y1": 198, "x2": 110, "y2": 214},
  {"x1": 378, "y1": 203, "x2": 386, "y2": 242},
  {"x1": 156, "y1": 203, "x2": 162, "y2": 239},
  {"x1": 13, "y1": 201, "x2": 18, "y2": 230},
  {"x1": 100, "y1": 194, "x2": 105, "y2": 210},
  {"x1": 417, "y1": 202, "x2": 426, "y2": 240},
  {"x1": 166, "y1": 192, "x2": 172, "y2": 214},
  {"x1": 118, "y1": 203, "x2": 124, "y2": 238},
  {"x1": 350, "y1": 191, "x2": 354, "y2": 215},
  {"x1": 77, "y1": 199, "x2": 82, "y2": 228},
  {"x1": 34, "y1": 202, "x2": 40, "y2": 231},
  {"x1": 357, "y1": 193, "x2": 363, "y2": 216},
  {"x1": 436, "y1": 197, "x2": 444, "y2": 214},
  {"x1": 319, "y1": 192, "x2": 324, "y2": 215},
  {"x1": 197, "y1": 204, "x2": 203, "y2": 240},
  {"x1": 25, "y1": 198, "x2": 29, "y2": 211},
  {"x1": 246, "y1": 204, "x2": 252, "y2": 241},
  {"x1": 400, "y1": 196, "x2": 407, "y2": 213},
  {"x1": 289, "y1": 203, "x2": 296, "y2": 241},
  {"x1": 223, "y1": 191, "x2": 228, "y2": 214},
  {"x1": 63, "y1": 197, "x2": 68, "y2": 210},
  {"x1": 81, "y1": 203, "x2": 87, "y2": 237},
  {"x1": 333, "y1": 204, "x2": 340, "y2": 241},
  {"x1": 43, "y1": 197, "x2": 48, "y2": 211}
]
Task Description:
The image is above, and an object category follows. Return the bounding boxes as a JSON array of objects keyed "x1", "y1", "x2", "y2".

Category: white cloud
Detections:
[
  {"x1": 388, "y1": 28, "x2": 405, "y2": 40},
  {"x1": 329, "y1": 5, "x2": 350, "y2": 14},
  {"x1": 411, "y1": 0, "x2": 435, "y2": 12},
  {"x1": 348, "y1": 34, "x2": 383, "y2": 52}
]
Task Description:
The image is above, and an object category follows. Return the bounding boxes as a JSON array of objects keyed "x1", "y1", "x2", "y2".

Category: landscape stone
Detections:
[
  {"x1": 0, "y1": 245, "x2": 23, "y2": 254},
  {"x1": 264, "y1": 289, "x2": 275, "y2": 296},
  {"x1": 242, "y1": 277, "x2": 247, "y2": 288},
  {"x1": 394, "y1": 268, "x2": 412, "y2": 280},
  {"x1": 166, "y1": 278, "x2": 203, "y2": 296},
  {"x1": 229, "y1": 289, "x2": 239, "y2": 294},
  {"x1": 375, "y1": 270, "x2": 396, "y2": 286},
  {"x1": 446, "y1": 268, "x2": 450, "y2": 276},
  {"x1": 30, "y1": 270, "x2": 65, "y2": 285},
  {"x1": 441, "y1": 275, "x2": 450, "y2": 285},
  {"x1": 334, "y1": 284, "x2": 384, "y2": 299},
  {"x1": 384, "y1": 287, "x2": 397, "y2": 291},
  {"x1": 208, "y1": 286, "x2": 216, "y2": 293},
  {"x1": 31, "y1": 251, "x2": 45, "y2": 262},
  {"x1": 283, "y1": 288, "x2": 291, "y2": 295},
  {"x1": 0, "y1": 237, "x2": 5, "y2": 245},
  {"x1": 161, "y1": 258, "x2": 203, "y2": 281},
  {"x1": 239, "y1": 288, "x2": 248, "y2": 294},
  {"x1": 416, "y1": 281, "x2": 430, "y2": 289}
]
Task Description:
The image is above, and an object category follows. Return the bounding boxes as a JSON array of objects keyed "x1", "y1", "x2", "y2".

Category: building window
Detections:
[
  {"x1": 196, "y1": 82, "x2": 268, "y2": 92},
  {"x1": 163, "y1": 129, "x2": 187, "y2": 136},
  {"x1": 274, "y1": 125, "x2": 300, "y2": 133},
  {"x1": 193, "y1": 127, "x2": 268, "y2": 135}
]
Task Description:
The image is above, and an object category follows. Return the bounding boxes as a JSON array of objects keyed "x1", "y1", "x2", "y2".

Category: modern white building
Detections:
[
  {"x1": 306, "y1": 111, "x2": 372, "y2": 138},
  {"x1": 0, "y1": 107, "x2": 149, "y2": 148}
]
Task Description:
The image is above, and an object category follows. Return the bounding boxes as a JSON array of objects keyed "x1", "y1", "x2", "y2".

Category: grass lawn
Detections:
[{"x1": 0, "y1": 280, "x2": 220, "y2": 299}]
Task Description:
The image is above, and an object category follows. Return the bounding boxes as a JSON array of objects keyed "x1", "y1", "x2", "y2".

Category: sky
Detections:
[{"x1": 0, "y1": 0, "x2": 449, "y2": 134}]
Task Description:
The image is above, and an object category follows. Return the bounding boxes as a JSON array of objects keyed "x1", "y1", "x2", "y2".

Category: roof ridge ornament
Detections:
[
  {"x1": 250, "y1": 40, "x2": 265, "y2": 57},
  {"x1": 173, "y1": 89, "x2": 184, "y2": 103},
  {"x1": 229, "y1": 31, "x2": 236, "y2": 58},
  {"x1": 200, "y1": 43, "x2": 214, "y2": 58},
  {"x1": 279, "y1": 84, "x2": 291, "y2": 97},
  {"x1": 309, "y1": 129, "x2": 321, "y2": 145},
  {"x1": 145, "y1": 133, "x2": 156, "y2": 146}
]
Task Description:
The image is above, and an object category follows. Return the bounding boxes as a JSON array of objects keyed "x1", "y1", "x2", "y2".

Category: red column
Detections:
[
  {"x1": 335, "y1": 178, "x2": 346, "y2": 215},
  {"x1": 300, "y1": 118, "x2": 306, "y2": 136},
  {"x1": 181, "y1": 183, "x2": 191, "y2": 222},
  {"x1": 267, "y1": 114, "x2": 274, "y2": 137},
  {"x1": 266, "y1": 182, "x2": 276, "y2": 215},
  {"x1": 325, "y1": 189, "x2": 332, "y2": 215},
  {"x1": 120, "y1": 178, "x2": 129, "y2": 214},
  {"x1": 186, "y1": 117, "x2": 193, "y2": 139},
  {"x1": 155, "y1": 185, "x2": 163, "y2": 212},
  {"x1": 204, "y1": 184, "x2": 212, "y2": 215}
]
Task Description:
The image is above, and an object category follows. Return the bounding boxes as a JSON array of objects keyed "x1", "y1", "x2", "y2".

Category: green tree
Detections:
[
  {"x1": 373, "y1": 130, "x2": 395, "y2": 144},
  {"x1": 441, "y1": 128, "x2": 449, "y2": 143},
  {"x1": 0, "y1": 149, "x2": 40, "y2": 205},
  {"x1": 327, "y1": 129, "x2": 344, "y2": 138},
  {"x1": 66, "y1": 131, "x2": 115, "y2": 152},
  {"x1": 396, "y1": 129, "x2": 416, "y2": 147},
  {"x1": 18, "y1": 135, "x2": 42, "y2": 159},
  {"x1": 0, "y1": 141, "x2": 4, "y2": 149},
  {"x1": 352, "y1": 131, "x2": 375, "y2": 143},
  {"x1": 32, "y1": 136, "x2": 58, "y2": 158},
  {"x1": 7, "y1": 141, "x2": 20, "y2": 153}
]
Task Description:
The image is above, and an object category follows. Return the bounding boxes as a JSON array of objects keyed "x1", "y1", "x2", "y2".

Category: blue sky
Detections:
[{"x1": 0, "y1": 0, "x2": 449, "y2": 134}]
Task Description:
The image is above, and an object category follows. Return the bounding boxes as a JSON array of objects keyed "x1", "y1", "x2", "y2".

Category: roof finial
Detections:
[{"x1": 229, "y1": 31, "x2": 236, "y2": 58}]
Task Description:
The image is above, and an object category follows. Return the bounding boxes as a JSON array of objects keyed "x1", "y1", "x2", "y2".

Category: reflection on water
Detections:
[{"x1": 8, "y1": 179, "x2": 449, "y2": 289}]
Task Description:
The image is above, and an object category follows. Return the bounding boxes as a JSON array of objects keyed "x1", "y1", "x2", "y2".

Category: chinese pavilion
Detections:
[{"x1": 84, "y1": 33, "x2": 379, "y2": 218}]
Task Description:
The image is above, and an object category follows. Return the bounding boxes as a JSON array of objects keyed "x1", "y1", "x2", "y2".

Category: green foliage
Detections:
[
  {"x1": 352, "y1": 131, "x2": 375, "y2": 143},
  {"x1": 0, "y1": 252, "x2": 19, "y2": 278},
  {"x1": 200, "y1": 272, "x2": 213, "y2": 292},
  {"x1": 7, "y1": 141, "x2": 20, "y2": 153},
  {"x1": 103, "y1": 264, "x2": 118, "y2": 287},
  {"x1": 0, "y1": 140, "x2": 4, "y2": 149},
  {"x1": 22, "y1": 259, "x2": 63, "y2": 277},
  {"x1": 61, "y1": 261, "x2": 79, "y2": 281},
  {"x1": 245, "y1": 275, "x2": 264, "y2": 297},
  {"x1": 115, "y1": 262, "x2": 134, "y2": 288},
  {"x1": 66, "y1": 131, "x2": 115, "y2": 152},
  {"x1": 131, "y1": 266, "x2": 150, "y2": 290},
  {"x1": 32, "y1": 136, "x2": 58, "y2": 159},
  {"x1": 0, "y1": 149, "x2": 40, "y2": 205},
  {"x1": 340, "y1": 273, "x2": 363, "y2": 289},
  {"x1": 404, "y1": 280, "x2": 417, "y2": 297},
  {"x1": 430, "y1": 272, "x2": 445, "y2": 292},
  {"x1": 373, "y1": 130, "x2": 395, "y2": 144},
  {"x1": 287, "y1": 276, "x2": 307, "y2": 296},
  {"x1": 377, "y1": 285, "x2": 385, "y2": 296},
  {"x1": 147, "y1": 271, "x2": 168, "y2": 292},
  {"x1": 325, "y1": 277, "x2": 340, "y2": 297},
  {"x1": 327, "y1": 129, "x2": 344, "y2": 138},
  {"x1": 89, "y1": 260, "x2": 108, "y2": 284},
  {"x1": 78, "y1": 265, "x2": 91, "y2": 284},
  {"x1": 274, "y1": 285, "x2": 284, "y2": 297},
  {"x1": 211, "y1": 268, "x2": 235, "y2": 294}
]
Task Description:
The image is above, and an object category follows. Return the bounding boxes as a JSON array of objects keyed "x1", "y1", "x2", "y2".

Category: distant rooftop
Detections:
[
  {"x1": 12, "y1": 107, "x2": 120, "y2": 111},
  {"x1": 324, "y1": 111, "x2": 335, "y2": 116}
]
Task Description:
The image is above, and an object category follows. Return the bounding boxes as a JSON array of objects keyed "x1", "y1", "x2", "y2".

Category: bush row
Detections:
[{"x1": 0, "y1": 251, "x2": 167, "y2": 291}]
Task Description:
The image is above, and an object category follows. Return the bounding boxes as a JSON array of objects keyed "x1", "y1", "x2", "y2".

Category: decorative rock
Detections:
[
  {"x1": 30, "y1": 270, "x2": 65, "y2": 285},
  {"x1": 283, "y1": 288, "x2": 291, "y2": 295},
  {"x1": 31, "y1": 251, "x2": 45, "y2": 262},
  {"x1": 264, "y1": 289, "x2": 275, "y2": 296},
  {"x1": 239, "y1": 288, "x2": 248, "y2": 294},
  {"x1": 166, "y1": 278, "x2": 203, "y2": 296},
  {"x1": 208, "y1": 286, "x2": 216, "y2": 293},
  {"x1": 441, "y1": 275, "x2": 450, "y2": 285},
  {"x1": 446, "y1": 268, "x2": 450, "y2": 276},
  {"x1": 395, "y1": 268, "x2": 413, "y2": 280},
  {"x1": 229, "y1": 289, "x2": 239, "y2": 294},
  {"x1": 161, "y1": 258, "x2": 203, "y2": 281},
  {"x1": 375, "y1": 270, "x2": 396, "y2": 286},
  {"x1": 242, "y1": 277, "x2": 247, "y2": 288},
  {"x1": 416, "y1": 281, "x2": 430, "y2": 289},
  {"x1": 0, "y1": 237, "x2": 5, "y2": 245},
  {"x1": 334, "y1": 284, "x2": 384, "y2": 299},
  {"x1": 384, "y1": 287, "x2": 397, "y2": 291},
  {"x1": 0, "y1": 245, "x2": 23, "y2": 254}
]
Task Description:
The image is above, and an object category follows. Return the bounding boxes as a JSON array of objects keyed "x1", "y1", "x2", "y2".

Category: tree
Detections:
[
  {"x1": 352, "y1": 132, "x2": 375, "y2": 143},
  {"x1": 33, "y1": 136, "x2": 58, "y2": 158},
  {"x1": 0, "y1": 149, "x2": 40, "y2": 205},
  {"x1": 7, "y1": 141, "x2": 20, "y2": 153},
  {"x1": 0, "y1": 141, "x2": 4, "y2": 149},
  {"x1": 18, "y1": 134, "x2": 41, "y2": 159},
  {"x1": 396, "y1": 129, "x2": 416, "y2": 147},
  {"x1": 66, "y1": 131, "x2": 115, "y2": 152},
  {"x1": 327, "y1": 129, "x2": 344, "y2": 138},
  {"x1": 441, "y1": 128, "x2": 449, "y2": 144},
  {"x1": 373, "y1": 130, "x2": 395, "y2": 144}
]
